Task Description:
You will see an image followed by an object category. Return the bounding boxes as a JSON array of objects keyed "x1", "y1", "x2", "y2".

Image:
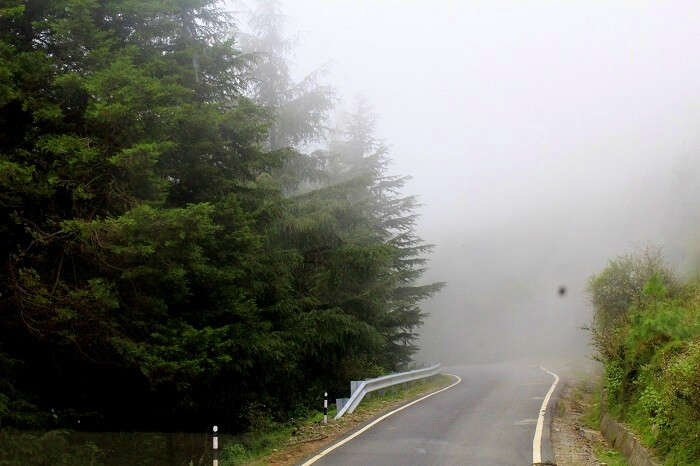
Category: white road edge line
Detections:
[
  {"x1": 532, "y1": 366, "x2": 560, "y2": 464},
  {"x1": 300, "y1": 373, "x2": 462, "y2": 466}
]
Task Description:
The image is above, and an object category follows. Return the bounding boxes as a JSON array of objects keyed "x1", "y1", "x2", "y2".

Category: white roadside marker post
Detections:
[
  {"x1": 323, "y1": 392, "x2": 328, "y2": 424},
  {"x1": 212, "y1": 425, "x2": 219, "y2": 466}
]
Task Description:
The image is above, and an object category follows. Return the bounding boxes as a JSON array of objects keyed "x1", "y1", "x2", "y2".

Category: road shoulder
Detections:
[
  {"x1": 552, "y1": 378, "x2": 627, "y2": 466},
  {"x1": 249, "y1": 374, "x2": 457, "y2": 466}
]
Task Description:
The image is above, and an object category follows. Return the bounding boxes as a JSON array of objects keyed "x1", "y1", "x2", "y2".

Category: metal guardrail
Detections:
[{"x1": 334, "y1": 363, "x2": 441, "y2": 419}]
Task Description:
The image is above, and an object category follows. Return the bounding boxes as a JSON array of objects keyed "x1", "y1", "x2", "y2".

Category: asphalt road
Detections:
[{"x1": 308, "y1": 362, "x2": 555, "y2": 466}]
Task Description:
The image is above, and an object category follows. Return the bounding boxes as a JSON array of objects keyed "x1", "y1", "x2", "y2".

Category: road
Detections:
[{"x1": 306, "y1": 362, "x2": 556, "y2": 466}]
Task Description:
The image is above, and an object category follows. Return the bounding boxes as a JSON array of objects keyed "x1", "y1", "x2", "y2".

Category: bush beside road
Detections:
[{"x1": 588, "y1": 250, "x2": 700, "y2": 465}]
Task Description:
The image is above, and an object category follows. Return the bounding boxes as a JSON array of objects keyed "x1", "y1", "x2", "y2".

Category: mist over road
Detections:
[
  {"x1": 305, "y1": 362, "x2": 556, "y2": 466},
  {"x1": 284, "y1": 0, "x2": 700, "y2": 369}
]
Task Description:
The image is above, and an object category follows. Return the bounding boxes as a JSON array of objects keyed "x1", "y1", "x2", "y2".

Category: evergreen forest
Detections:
[{"x1": 0, "y1": 0, "x2": 443, "y2": 433}]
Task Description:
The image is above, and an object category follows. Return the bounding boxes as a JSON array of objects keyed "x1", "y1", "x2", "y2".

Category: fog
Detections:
[{"x1": 276, "y1": 1, "x2": 700, "y2": 364}]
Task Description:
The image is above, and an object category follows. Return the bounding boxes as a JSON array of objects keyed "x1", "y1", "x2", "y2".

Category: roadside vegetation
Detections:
[
  {"x1": 593, "y1": 444, "x2": 627, "y2": 466},
  {"x1": 0, "y1": 375, "x2": 454, "y2": 465},
  {"x1": 579, "y1": 382, "x2": 626, "y2": 466},
  {"x1": 588, "y1": 249, "x2": 700, "y2": 465},
  {"x1": 220, "y1": 374, "x2": 454, "y2": 465},
  {"x1": 0, "y1": 0, "x2": 443, "y2": 441},
  {"x1": 551, "y1": 371, "x2": 626, "y2": 466}
]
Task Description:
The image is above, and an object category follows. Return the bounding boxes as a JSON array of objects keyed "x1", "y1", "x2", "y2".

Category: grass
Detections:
[
  {"x1": 579, "y1": 369, "x2": 699, "y2": 466},
  {"x1": 0, "y1": 375, "x2": 454, "y2": 465},
  {"x1": 562, "y1": 376, "x2": 628, "y2": 466},
  {"x1": 580, "y1": 384, "x2": 602, "y2": 431},
  {"x1": 220, "y1": 426, "x2": 297, "y2": 465},
  {"x1": 220, "y1": 374, "x2": 455, "y2": 465},
  {"x1": 582, "y1": 380, "x2": 628, "y2": 466},
  {"x1": 0, "y1": 429, "x2": 222, "y2": 465},
  {"x1": 594, "y1": 444, "x2": 627, "y2": 466},
  {"x1": 584, "y1": 394, "x2": 628, "y2": 466}
]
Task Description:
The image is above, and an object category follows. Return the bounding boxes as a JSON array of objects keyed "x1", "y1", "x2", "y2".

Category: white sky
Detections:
[{"x1": 274, "y1": 0, "x2": 700, "y2": 362}]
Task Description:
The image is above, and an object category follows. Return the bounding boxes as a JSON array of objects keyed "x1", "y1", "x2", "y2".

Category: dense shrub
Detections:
[
  {"x1": 588, "y1": 249, "x2": 678, "y2": 359},
  {"x1": 590, "y1": 252, "x2": 699, "y2": 465}
]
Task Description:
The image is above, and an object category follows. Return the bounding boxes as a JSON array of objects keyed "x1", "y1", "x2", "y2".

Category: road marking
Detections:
[
  {"x1": 300, "y1": 374, "x2": 462, "y2": 465},
  {"x1": 515, "y1": 418, "x2": 538, "y2": 425},
  {"x1": 532, "y1": 366, "x2": 559, "y2": 464}
]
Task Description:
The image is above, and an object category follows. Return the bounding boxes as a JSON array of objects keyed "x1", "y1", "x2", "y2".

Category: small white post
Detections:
[
  {"x1": 323, "y1": 392, "x2": 328, "y2": 424},
  {"x1": 212, "y1": 425, "x2": 219, "y2": 466}
]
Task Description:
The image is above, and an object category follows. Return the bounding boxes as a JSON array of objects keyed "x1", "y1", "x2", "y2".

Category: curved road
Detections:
[{"x1": 306, "y1": 362, "x2": 556, "y2": 466}]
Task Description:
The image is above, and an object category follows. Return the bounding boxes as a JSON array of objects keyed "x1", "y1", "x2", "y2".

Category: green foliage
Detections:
[
  {"x1": 219, "y1": 426, "x2": 292, "y2": 466},
  {"x1": 588, "y1": 249, "x2": 677, "y2": 359},
  {"x1": 593, "y1": 445, "x2": 627, "y2": 466},
  {"x1": 240, "y1": 0, "x2": 334, "y2": 151},
  {"x1": 218, "y1": 375, "x2": 451, "y2": 465},
  {"x1": 590, "y1": 255, "x2": 700, "y2": 465},
  {"x1": 0, "y1": 429, "x2": 102, "y2": 466},
  {"x1": 0, "y1": 0, "x2": 441, "y2": 434}
]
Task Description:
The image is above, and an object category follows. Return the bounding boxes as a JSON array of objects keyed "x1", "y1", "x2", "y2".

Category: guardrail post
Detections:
[
  {"x1": 323, "y1": 392, "x2": 328, "y2": 424},
  {"x1": 212, "y1": 425, "x2": 219, "y2": 466},
  {"x1": 336, "y1": 397, "x2": 349, "y2": 412}
]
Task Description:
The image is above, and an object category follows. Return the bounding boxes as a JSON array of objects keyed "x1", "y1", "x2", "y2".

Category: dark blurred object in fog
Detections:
[{"x1": 558, "y1": 285, "x2": 567, "y2": 297}]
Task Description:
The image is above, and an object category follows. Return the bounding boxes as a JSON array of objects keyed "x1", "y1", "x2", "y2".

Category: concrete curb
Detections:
[
  {"x1": 600, "y1": 393, "x2": 661, "y2": 466},
  {"x1": 534, "y1": 375, "x2": 564, "y2": 466}
]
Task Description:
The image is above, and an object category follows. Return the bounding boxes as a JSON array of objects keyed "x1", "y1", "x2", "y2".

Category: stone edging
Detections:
[{"x1": 600, "y1": 394, "x2": 661, "y2": 466}]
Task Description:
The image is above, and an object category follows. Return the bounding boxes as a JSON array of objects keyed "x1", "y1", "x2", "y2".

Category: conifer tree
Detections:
[
  {"x1": 0, "y1": 0, "x2": 443, "y2": 432},
  {"x1": 323, "y1": 102, "x2": 445, "y2": 368},
  {"x1": 239, "y1": 0, "x2": 334, "y2": 151},
  {"x1": 0, "y1": 0, "x2": 287, "y2": 430}
]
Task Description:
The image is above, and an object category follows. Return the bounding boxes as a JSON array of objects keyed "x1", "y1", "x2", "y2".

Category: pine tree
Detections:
[
  {"x1": 323, "y1": 101, "x2": 445, "y2": 368},
  {"x1": 0, "y1": 0, "x2": 443, "y2": 432},
  {"x1": 239, "y1": 0, "x2": 334, "y2": 151},
  {"x1": 0, "y1": 0, "x2": 288, "y2": 430}
]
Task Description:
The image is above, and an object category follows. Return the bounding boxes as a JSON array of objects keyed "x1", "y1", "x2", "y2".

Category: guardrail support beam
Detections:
[{"x1": 334, "y1": 364, "x2": 441, "y2": 420}]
